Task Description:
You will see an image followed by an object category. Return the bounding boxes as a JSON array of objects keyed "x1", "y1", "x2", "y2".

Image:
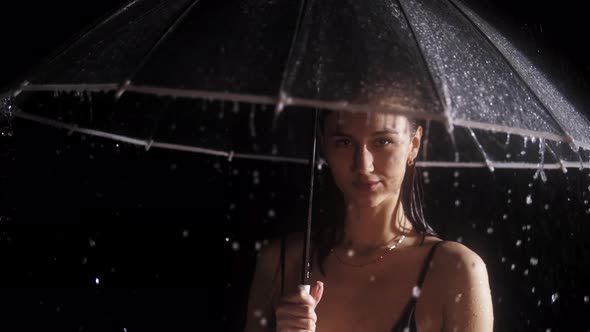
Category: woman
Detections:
[{"x1": 244, "y1": 111, "x2": 493, "y2": 331}]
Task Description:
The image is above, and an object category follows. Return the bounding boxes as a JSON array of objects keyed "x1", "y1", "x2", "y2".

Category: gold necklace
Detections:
[{"x1": 330, "y1": 234, "x2": 406, "y2": 268}]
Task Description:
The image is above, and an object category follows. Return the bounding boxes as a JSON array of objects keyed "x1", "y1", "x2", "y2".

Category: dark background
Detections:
[{"x1": 1, "y1": 1, "x2": 590, "y2": 331}]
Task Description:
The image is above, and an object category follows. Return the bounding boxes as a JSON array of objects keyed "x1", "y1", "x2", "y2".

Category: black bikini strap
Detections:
[{"x1": 416, "y1": 241, "x2": 445, "y2": 288}]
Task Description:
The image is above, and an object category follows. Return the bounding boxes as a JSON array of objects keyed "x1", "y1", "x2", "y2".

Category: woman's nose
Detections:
[{"x1": 352, "y1": 146, "x2": 374, "y2": 172}]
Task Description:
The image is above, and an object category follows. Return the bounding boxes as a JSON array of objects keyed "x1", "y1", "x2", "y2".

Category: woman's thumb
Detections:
[{"x1": 310, "y1": 281, "x2": 324, "y2": 307}]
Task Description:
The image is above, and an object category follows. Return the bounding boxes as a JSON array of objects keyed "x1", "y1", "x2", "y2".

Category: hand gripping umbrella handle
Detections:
[{"x1": 298, "y1": 284, "x2": 311, "y2": 294}]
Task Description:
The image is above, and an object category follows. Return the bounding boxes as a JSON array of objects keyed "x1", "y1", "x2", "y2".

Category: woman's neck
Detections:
[{"x1": 342, "y1": 196, "x2": 410, "y2": 254}]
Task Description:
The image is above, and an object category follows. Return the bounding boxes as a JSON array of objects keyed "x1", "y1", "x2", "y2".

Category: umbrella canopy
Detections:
[{"x1": 3, "y1": 0, "x2": 589, "y2": 171}]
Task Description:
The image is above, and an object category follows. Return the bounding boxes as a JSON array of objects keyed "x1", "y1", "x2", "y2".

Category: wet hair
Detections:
[{"x1": 312, "y1": 110, "x2": 437, "y2": 276}]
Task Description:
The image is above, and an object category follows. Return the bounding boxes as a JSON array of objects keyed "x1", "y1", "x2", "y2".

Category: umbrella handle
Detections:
[{"x1": 298, "y1": 284, "x2": 311, "y2": 294}]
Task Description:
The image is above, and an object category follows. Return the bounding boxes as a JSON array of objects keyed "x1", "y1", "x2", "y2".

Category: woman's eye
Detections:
[
  {"x1": 374, "y1": 138, "x2": 392, "y2": 147},
  {"x1": 335, "y1": 139, "x2": 352, "y2": 147}
]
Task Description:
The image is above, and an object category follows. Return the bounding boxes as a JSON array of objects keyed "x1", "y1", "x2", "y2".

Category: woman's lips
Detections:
[{"x1": 354, "y1": 181, "x2": 380, "y2": 191}]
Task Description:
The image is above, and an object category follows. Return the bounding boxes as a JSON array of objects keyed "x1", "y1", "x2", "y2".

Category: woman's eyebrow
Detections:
[
  {"x1": 328, "y1": 131, "x2": 351, "y2": 137},
  {"x1": 371, "y1": 129, "x2": 400, "y2": 136}
]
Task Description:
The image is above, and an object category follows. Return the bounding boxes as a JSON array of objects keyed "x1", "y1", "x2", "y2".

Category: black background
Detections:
[{"x1": 1, "y1": 1, "x2": 590, "y2": 331}]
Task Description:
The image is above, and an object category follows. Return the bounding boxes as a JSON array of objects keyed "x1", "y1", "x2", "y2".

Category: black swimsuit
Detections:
[
  {"x1": 391, "y1": 240, "x2": 445, "y2": 332},
  {"x1": 275, "y1": 237, "x2": 445, "y2": 332}
]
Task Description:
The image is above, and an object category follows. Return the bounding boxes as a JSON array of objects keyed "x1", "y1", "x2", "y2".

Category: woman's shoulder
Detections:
[
  {"x1": 259, "y1": 232, "x2": 306, "y2": 261},
  {"x1": 431, "y1": 239, "x2": 487, "y2": 269},
  {"x1": 427, "y1": 239, "x2": 490, "y2": 293}
]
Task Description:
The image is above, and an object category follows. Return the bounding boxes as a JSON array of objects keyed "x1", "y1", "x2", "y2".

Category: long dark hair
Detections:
[{"x1": 311, "y1": 111, "x2": 437, "y2": 277}]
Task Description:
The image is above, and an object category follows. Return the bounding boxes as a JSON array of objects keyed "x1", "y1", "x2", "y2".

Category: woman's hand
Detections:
[{"x1": 275, "y1": 281, "x2": 324, "y2": 332}]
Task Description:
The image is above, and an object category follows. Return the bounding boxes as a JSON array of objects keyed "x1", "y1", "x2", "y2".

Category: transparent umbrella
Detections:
[{"x1": 1, "y1": 0, "x2": 589, "y2": 289}]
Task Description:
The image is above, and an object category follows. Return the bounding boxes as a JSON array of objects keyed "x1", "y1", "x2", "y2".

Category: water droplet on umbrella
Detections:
[
  {"x1": 530, "y1": 257, "x2": 539, "y2": 266},
  {"x1": 526, "y1": 195, "x2": 533, "y2": 205},
  {"x1": 551, "y1": 293, "x2": 559, "y2": 303}
]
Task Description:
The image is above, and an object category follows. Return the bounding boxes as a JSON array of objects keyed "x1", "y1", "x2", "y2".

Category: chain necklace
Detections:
[{"x1": 330, "y1": 234, "x2": 406, "y2": 268}]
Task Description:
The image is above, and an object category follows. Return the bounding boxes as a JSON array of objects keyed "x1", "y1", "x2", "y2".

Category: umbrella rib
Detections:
[
  {"x1": 447, "y1": 0, "x2": 582, "y2": 153},
  {"x1": 14, "y1": 110, "x2": 589, "y2": 169},
  {"x1": 10, "y1": 0, "x2": 141, "y2": 95},
  {"x1": 397, "y1": 0, "x2": 453, "y2": 131},
  {"x1": 273, "y1": 0, "x2": 310, "y2": 110},
  {"x1": 115, "y1": 0, "x2": 202, "y2": 99}
]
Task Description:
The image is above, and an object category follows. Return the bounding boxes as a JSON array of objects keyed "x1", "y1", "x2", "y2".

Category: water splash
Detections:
[
  {"x1": 1, "y1": 95, "x2": 16, "y2": 137},
  {"x1": 533, "y1": 138, "x2": 547, "y2": 182}
]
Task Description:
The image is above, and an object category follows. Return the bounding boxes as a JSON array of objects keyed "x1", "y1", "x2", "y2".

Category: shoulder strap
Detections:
[{"x1": 416, "y1": 241, "x2": 445, "y2": 288}]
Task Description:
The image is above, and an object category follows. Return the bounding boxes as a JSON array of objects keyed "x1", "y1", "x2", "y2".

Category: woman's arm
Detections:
[{"x1": 439, "y1": 242, "x2": 494, "y2": 332}]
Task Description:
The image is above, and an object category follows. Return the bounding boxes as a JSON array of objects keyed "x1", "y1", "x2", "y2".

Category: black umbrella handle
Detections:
[{"x1": 301, "y1": 108, "x2": 319, "y2": 288}]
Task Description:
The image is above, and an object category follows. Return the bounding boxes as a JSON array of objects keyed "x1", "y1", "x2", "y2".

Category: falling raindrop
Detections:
[
  {"x1": 453, "y1": 181, "x2": 459, "y2": 188},
  {"x1": 369, "y1": 275, "x2": 376, "y2": 283},
  {"x1": 95, "y1": 278, "x2": 100, "y2": 285},
  {"x1": 507, "y1": 189, "x2": 512, "y2": 194},
  {"x1": 412, "y1": 286, "x2": 421, "y2": 298},
  {"x1": 453, "y1": 171, "x2": 460, "y2": 178},
  {"x1": 523, "y1": 269, "x2": 529, "y2": 276},
  {"x1": 530, "y1": 257, "x2": 539, "y2": 266},
  {"x1": 510, "y1": 264, "x2": 516, "y2": 271},
  {"x1": 532, "y1": 287, "x2": 535, "y2": 293},
  {"x1": 454, "y1": 200, "x2": 461, "y2": 207},
  {"x1": 486, "y1": 227, "x2": 494, "y2": 234},
  {"x1": 259, "y1": 318, "x2": 267, "y2": 327},
  {"x1": 502, "y1": 214, "x2": 508, "y2": 220},
  {"x1": 516, "y1": 240, "x2": 522, "y2": 247},
  {"x1": 551, "y1": 293, "x2": 559, "y2": 304},
  {"x1": 182, "y1": 230, "x2": 189, "y2": 238},
  {"x1": 225, "y1": 237, "x2": 230, "y2": 242},
  {"x1": 501, "y1": 257, "x2": 506, "y2": 263},
  {"x1": 254, "y1": 241, "x2": 262, "y2": 251},
  {"x1": 526, "y1": 195, "x2": 533, "y2": 205},
  {"x1": 584, "y1": 296, "x2": 589, "y2": 303},
  {"x1": 456, "y1": 236, "x2": 463, "y2": 243},
  {"x1": 89, "y1": 239, "x2": 96, "y2": 248},
  {"x1": 346, "y1": 249, "x2": 355, "y2": 257},
  {"x1": 267, "y1": 209, "x2": 276, "y2": 218},
  {"x1": 454, "y1": 293, "x2": 463, "y2": 303},
  {"x1": 232, "y1": 241, "x2": 240, "y2": 251},
  {"x1": 170, "y1": 164, "x2": 177, "y2": 171}
]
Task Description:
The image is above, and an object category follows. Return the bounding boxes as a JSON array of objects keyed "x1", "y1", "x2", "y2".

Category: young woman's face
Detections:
[{"x1": 321, "y1": 112, "x2": 421, "y2": 207}]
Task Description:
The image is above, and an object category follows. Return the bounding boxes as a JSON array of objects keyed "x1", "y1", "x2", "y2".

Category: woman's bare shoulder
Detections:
[{"x1": 432, "y1": 240, "x2": 487, "y2": 270}]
